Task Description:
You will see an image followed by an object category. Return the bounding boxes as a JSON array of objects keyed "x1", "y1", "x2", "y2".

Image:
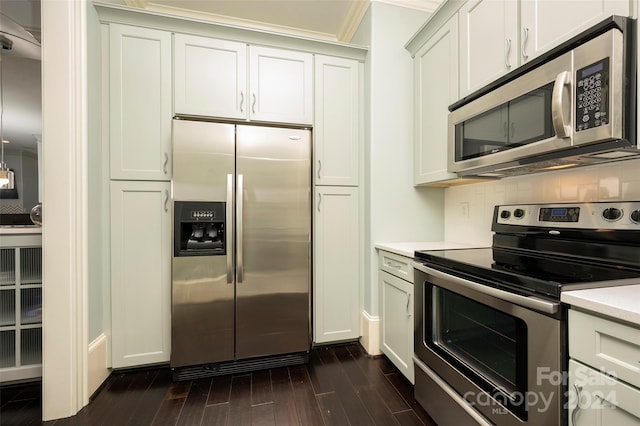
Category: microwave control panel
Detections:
[{"x1": 575, "y1": 57, "x2": 609, "y2": 132}]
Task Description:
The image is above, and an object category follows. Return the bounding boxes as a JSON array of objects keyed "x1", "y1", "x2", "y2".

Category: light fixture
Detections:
[
  {"x1": 0, "y1": 36, "x2": 15, "y2": 190},
  {"x1": 0, "y1": 140, "x2": 14, "y2": 188}
]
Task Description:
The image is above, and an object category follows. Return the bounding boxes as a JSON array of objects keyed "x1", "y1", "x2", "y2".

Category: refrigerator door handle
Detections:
[
  {"x1": 237, "y1": 173, "x2": 244, "y2": 283},
  {"x1": 226, "y1": 174, "x2": 234, "y2": 284}
]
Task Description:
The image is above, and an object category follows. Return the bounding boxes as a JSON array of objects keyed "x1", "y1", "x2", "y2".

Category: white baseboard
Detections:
[
  {"x1": 359, "y1": 310, "x2": 382, "y2": 355},
  {"x1": 88, "y1": 334, "x2": 110, "y2": 397}
]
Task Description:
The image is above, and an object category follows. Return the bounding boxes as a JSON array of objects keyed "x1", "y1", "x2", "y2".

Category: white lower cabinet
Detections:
[
  {"x1": 0, "y1": 235, "x2": 42, "y2": 383},
  {"x1": 568, "y1": 309, "x2": 640, "y2": 426},
  {"x1": 379, "y1": 250, "x2": 414, "y2": 383},
  {"x1": 569, "y1": 359, "x2": 640, "y2": 426},
  {"x1": 313, "y1": 186, "x2": 360, "y2": 344},
  {"x1": 110, "y1": 180, "x2": 171, "y2": 368}
]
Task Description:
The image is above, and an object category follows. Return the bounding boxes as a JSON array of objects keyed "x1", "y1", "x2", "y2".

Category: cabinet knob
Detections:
[{"x1": 505, "y1": 38, "x2": 512, "y2": 69}]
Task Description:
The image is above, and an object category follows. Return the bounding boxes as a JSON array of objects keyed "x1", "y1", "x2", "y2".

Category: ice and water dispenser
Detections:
[{"x1": 174, "y1": 201, "x2": 226, "y2": 256}]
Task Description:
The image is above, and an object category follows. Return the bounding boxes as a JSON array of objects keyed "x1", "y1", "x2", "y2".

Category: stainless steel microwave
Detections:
[{"x1": 449, "y1": 17, "x2": 637, "y2": 177}]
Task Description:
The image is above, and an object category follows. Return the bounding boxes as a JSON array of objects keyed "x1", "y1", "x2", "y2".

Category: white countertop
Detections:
[
  {"x1": 0, "y1": 226, "x2": 42, "y2": 235},
  {"x1": 374, "y1": 241, "x2": 486, "y2": 258},
  {"x1": 561, "y1": 284, "x2": 640, "y2": 326}
]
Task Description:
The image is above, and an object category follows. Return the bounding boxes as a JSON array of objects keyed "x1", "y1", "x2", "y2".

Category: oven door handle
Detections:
[{"x1": 413, "y1": 262, "x2": 559, "y2": 315}]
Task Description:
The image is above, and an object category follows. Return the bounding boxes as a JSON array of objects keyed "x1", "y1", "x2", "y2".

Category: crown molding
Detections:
[
  {"x1": 124, "y1": 0, "x2": 149, "y2": 8},
  {"x1": 375, "y1": 0, "x2": 441, "y2": 13},
  {"x1": 337, "y1": 0, "x2": 370, "y2": 43}
]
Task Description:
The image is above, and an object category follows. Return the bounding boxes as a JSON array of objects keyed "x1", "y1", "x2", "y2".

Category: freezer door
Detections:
[
  {"x1": 171, "y1": 120, "x2": 236, "y2": 367},
  {"x1": 171, "y1": 256, "x2": 234, "y2": 367},
  {"x1": 172, "y1": 120, "x2": 234, "y2": 201},
  {"x1": 235, "y1": 125, "x2": 311, "y2": 359}
]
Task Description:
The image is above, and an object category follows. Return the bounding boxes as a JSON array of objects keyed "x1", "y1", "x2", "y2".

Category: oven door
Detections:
[{"x1": 414, "y1": 262, "x2": 566, "y2": 426}]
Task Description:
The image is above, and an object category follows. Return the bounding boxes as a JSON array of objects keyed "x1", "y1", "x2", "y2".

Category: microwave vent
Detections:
[{"x1": 584, "y1": 150, "x2": 640, "y2": 160}]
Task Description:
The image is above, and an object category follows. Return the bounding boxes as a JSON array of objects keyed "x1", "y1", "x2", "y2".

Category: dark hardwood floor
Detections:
[{"x1": 1, "y1": 343, "x2": 436, "y2": 426}]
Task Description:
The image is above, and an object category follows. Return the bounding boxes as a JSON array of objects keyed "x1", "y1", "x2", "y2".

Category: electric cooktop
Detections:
[{"x1": 414, "y1": 202, "x2": 640, "y2": 300}]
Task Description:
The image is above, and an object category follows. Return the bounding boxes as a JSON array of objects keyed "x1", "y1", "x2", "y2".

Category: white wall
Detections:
[
  {"x1": 353, "y1": 2, "x2": 444, "y2": 317},
  {"x1": 445, "y1": 158, "x2": 640, "y2": 245},
  {"x1": 87, "y1": 2, "x2": 107, "y2": 344}
]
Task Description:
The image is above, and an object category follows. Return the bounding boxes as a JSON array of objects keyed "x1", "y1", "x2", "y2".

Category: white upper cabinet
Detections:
[
  {"x1": 173, "y1": 38, "x2": 313, "y2": 125},
  {"x1": 314, "y1": 55, "x2": 360, "y2": 186},
  {"x1": 249, "y1": 46, "x2": 313, "y2": 125},
  {"x1": 520, "y1": 0, "x2": 630, "y2": 62},
  {"x1": 460, "y1": 0, "x2": 630, "y2": 97},
  {"x1": 174, "y1": 34, "x2": 247, "y2": 120},
  {"x1": 109, "y1": 24, "x2": 172, "y2": 181},
  {"x1": 459, "y1": 0, "x2": 518, "y2": 97},
  {"x1": 414, "y1": 16, "x2": 459, "y2": 185}
]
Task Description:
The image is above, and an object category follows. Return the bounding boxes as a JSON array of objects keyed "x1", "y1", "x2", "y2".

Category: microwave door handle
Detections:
[{"x1": 551, "y1": 71, "x2": 571, "y2": 138}]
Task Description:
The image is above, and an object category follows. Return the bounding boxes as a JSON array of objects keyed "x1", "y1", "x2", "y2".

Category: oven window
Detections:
[
  {"x1": 455, "y1": 82, "x2": 555, "y2": 161},
  {"x1": 428, "y1": 285, "x2": 528, "y2": 419}
]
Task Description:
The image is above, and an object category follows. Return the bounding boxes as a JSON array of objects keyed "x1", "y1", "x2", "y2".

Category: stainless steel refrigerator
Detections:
[{"x1": 171, "y1": 119, "x2": 311, "y2": 376}]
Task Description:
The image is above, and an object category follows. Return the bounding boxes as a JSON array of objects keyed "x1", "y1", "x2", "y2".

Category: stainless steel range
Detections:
[{"x1": 413, "y1": 202, "x2": 640, "y2": 426}]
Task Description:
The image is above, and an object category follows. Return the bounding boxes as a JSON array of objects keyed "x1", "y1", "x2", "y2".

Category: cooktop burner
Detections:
[{"x1": 414, "y1": 202, "x2": 640, "y2": 300}]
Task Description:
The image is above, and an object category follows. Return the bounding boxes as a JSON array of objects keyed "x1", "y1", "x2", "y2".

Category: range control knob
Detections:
[
  {"x1": 500, "y1": 210, "x2": 511, "y2": 219},
  {"x1": 513, "y1": 208, "x2": 525, "y2": 219},
  {"x1": 602, "y1": 207, "x2": 623, "y2": 221},
  {"x1": 631, "y1": 210, "x2": 640, "y2": 224}
]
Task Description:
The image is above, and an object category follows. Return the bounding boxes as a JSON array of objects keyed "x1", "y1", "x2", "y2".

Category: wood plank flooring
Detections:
[{"x1": 0, "y1": 343, "x2": 437, "y2": 426}]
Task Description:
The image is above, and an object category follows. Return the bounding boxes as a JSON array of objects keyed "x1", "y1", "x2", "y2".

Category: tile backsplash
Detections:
[{"x1": 444, "y1": 158, "x2": 640, "y2": 246}]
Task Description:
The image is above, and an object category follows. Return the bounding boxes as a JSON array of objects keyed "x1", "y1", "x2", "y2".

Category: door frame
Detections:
[{"x1": 41, "y1": 0, "x2": 89, "y2": 420}]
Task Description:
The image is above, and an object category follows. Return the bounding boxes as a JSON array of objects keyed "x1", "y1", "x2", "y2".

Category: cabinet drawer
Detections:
[
  {"x1": 568, "y1": 359, "x2": 640, "y2": 426},
  {"x1": 569, "y1": 309, "x2": 640, "y2": 389},
  {"x1": 379, "y1": 251, "x2": 413, "y2": 283}
]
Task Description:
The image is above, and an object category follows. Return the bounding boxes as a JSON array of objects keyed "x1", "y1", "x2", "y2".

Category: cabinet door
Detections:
[
  {"x1": 568, "y1": 359, "x2": 640, "y2": 426},
  {"x1": 174, "y1": 34, "x2": 248, "y2": 120},
  {"x1": 414, "y1": 17, "x2": 459, "y2": 185},
  {"x1": 0, "y1": 239, "x2": 43, "y2": 383},
  {"x1": 380, "y1": 271, "x2": 414, "y2": 383},
  {"x1": 249, "y1": 46, "x2": 313, "y2": 125},
  {"x1": 459, "y1": 0, "x2": 518, "y2": 96},
  {"x1": 313, "y1": 186, "x2": 360, "y2": 343},
  {"x1": 521, "y1": 1, "x2": 630, "y2": 64},
  {"x1": 314, "y1": 55, "x2": 360, "y2": 186},
  {"x1": 110, "y1": 181, "x2": 171, "y2": 368},
  {"x1": 109, "y1": 24, "x2": 172, "y2": 181}
]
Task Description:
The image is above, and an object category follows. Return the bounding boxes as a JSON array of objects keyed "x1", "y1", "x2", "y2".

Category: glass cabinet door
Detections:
[{"x1": 0, "y1": 244, "x2": 42, "y2": 379}]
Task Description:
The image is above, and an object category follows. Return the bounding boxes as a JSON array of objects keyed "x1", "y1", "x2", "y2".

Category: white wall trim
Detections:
[
  {"x1": 88, "y1": 334, "x2": 110, "y2": 397},
  {"x1": 41, "y1": 0, "x2": 89, "y2": 420},
  {"x1": 359, "y1": 310, "x2": 382, "y2": 355}
]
